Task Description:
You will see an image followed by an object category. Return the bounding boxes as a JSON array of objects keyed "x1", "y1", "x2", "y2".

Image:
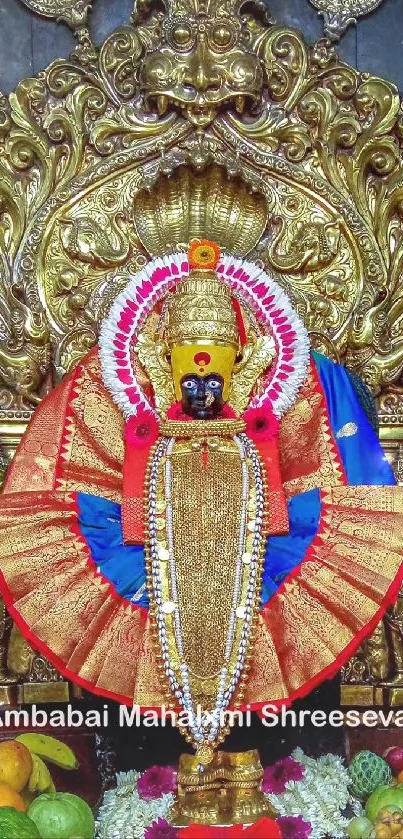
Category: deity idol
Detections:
[{"x1": 0, "y1": 240, "x2": 402, "y2": 771}]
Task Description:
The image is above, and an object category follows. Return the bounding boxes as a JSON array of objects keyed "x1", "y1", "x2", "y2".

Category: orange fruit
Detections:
[
  {"x1": 0, "y1": 740, "x2": 32, "y2": 792},
  {"x1": 397, "y1": 769, "x2": 403, "y2": 784},
  {"x1": 0, "y1": 781, "x2": 26, "y2": 811}
]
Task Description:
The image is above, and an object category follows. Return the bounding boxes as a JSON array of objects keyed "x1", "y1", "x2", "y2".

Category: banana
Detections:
[
  {"x1": 28, "y1": 754, "x2": 53, "y2": 794},
  {"x1": 16, "y1": 734, "x2": 79, "y2": 770},
  {"x1": 47, "y1": 778, "x2": 57, "y2": 794}
]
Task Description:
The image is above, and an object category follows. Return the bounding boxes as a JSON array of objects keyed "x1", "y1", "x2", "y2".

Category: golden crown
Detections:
[{"x1": 166, "y1": 242, "x2": 239, "y2": 347}]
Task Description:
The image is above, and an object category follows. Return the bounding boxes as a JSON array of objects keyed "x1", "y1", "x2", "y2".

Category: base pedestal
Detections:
[{"x1": 171, "y1": 749, "x2": 277, "y2": 827}]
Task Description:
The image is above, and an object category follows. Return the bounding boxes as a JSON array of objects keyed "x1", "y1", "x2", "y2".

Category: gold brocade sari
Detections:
[{"x1": 0, "y1": 348, "x2": 402, "y2": 708}]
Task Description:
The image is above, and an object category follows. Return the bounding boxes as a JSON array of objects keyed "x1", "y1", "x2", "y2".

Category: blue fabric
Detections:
[
  {"x1": 261, "y1": 489, "x2": 321, "y2": 606},
  {"x1": 77, "y1": 489, "x2": 321, "y2": 611},
  {"x1": 76, "y1": 352, "x2": 394, "y2": 613},
  {"x1": 312, "y1": 351, "x2": 395, "y2": 486},
  {"x1": 77, "y1": 493, "x2": 149, "y2": 607}
]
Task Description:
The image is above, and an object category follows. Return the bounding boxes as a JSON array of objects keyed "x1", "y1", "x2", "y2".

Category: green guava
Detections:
[
  {"x1": 28, "y1": 792, "x2": 95, "y2": 839},
  {"x1": 346, "y1": 815, "x2": 373, "y2": 838},
  {"x1": 365, "y1": 784, "x2": 403, "y2": 822}
]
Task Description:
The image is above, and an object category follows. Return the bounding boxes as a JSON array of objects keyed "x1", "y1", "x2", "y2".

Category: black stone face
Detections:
[{"x1": 180, "y1": 373, "x2": 225, "y2": 419}]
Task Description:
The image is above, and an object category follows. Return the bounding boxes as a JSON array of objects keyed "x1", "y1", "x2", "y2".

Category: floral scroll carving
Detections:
[
  {"x1": 1, "y1": 2, "x2": 403, "y2": 423},
  {"x1": 0, "y1": 0, "x2": 402, "y2": 708}
]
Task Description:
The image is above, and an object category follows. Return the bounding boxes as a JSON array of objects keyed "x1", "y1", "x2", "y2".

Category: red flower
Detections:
[
  {"x1": 179, "y1": 820, "x2": 281, "y2": 838},
  {"x1": 188, "y1": 239, "x2": 221, "y2": 270},
  {"x1": 125, "y1": 410, "x2": 159, "y2": 448},
  {"x1": 262, "y1": 757, "x2": 305, "y2": 795},
  {"x1": 166, "y1": 402, "x2": 193, "y2": 422},
  {"x1": 243, "y1": 406, "x2": 279, "y2": 443},
  {"x1": 277, "y1": 816, "x2": 311, "y2": 839},
  {"x1": 180, "y1": 827, "x2": 242, "y2": 838},
  {"x1": 137, "y1": 765, "x2": 177, "y2": 800},
  {"x1": 145, "y1": 819, "x2": 179, "y2": 839}
]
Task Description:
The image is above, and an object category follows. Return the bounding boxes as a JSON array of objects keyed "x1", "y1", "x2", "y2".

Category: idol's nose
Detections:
[{"x1": 196, "y1": 379, "x2": 206, "y2": 400}]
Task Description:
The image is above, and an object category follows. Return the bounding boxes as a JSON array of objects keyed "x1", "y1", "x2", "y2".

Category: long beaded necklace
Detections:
[{"x1": 145, "y1": 429, "x2": 267, "y2": 768}]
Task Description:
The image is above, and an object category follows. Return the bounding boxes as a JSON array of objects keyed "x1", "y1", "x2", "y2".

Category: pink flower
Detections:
[
  {"x1": 262, "y1": 757, "x2": 305, "y2": 795},
  {"x1": 137, "y1": 765, "x2": 177, "y2": 800},
  {"x1": 277, "y1": 816, "x2": 311, "y2": 839},
  {"x1": 124, "y1": 410, "x2": 159, "y2": 448},
  {"x1": 144, "y1": 819, "x2": 179, "y2": 839},
  {"x1": 243, "y1": 406, "x2": 279, "y2": 443}
]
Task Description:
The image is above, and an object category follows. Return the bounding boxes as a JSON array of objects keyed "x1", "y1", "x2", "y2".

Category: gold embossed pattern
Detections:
[
  {"x1": 170, "y1": 441, "x2": 244, "y2": 691},
  {"x1": 0, "y1": 483, "x2": 402, "y2": 706},
  {"x1": 1, "y1": 352, "x2": 403, "y2": 707}
]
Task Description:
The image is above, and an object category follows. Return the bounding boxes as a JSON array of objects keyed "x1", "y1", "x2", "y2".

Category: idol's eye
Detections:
[
  {"x1": 209, "y1": 22, "x2": 236, "y2": 51},
  {"x1": 208, "y1": 379, "x2": 221, "y2": 389},
  {"x1": 183, "y1": 380, "x2": 196, "y2": 389},
  {"x1": 167, "y1": 18, "x2": 196, "y2": 51}
]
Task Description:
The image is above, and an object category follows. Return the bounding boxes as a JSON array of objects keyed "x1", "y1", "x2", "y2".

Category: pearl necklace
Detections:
[{"x1": 146, "y1": 432, "x2": 266, "y2": 767}]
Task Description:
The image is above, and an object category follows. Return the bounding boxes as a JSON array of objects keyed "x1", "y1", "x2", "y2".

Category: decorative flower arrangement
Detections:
[
  {"x1": 138, "y1": 766, "x2": 177, "y2": 801},
  {"x1": 96, "y1": 770, "x2": 175, "y2": 839},
  {"x1": 277, "y1": 815, "x2": 311, "y2": 839},
  {"x1": 262, "y1": 756, "x2": 305, "y2": 795},
  {"x1": 265, "y1": 748, "x2": 363, "y2": 839},
  {"x1": 243, "y1": 406, "x2": 279, "y2": 444},
  {"x1": 125, "y1": 411, "x2": 160, "y2": 448},
  {"x1": 99, "y1": 250, "x2": 310, "y2": 422},
  {"x1": 145, "y1": 819, "x2": 178, "y2": 839},
  {"x1": 96, "y1": 751, "x2": 363, "y2": 839}
]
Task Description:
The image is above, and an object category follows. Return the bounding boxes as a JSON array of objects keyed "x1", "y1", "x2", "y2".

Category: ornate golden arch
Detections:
[{"x1": 0, "y1": 0, "x2": 402, "y2": 703}]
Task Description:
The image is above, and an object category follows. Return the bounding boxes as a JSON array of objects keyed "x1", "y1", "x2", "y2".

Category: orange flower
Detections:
[{"x1": 188, "y1": 239, "x2": 221, "y2": 270}]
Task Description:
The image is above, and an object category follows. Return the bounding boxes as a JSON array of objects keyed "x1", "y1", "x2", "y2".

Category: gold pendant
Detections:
[{"x1": 196, "y1": 743, "x2": 215, "y2": 766}]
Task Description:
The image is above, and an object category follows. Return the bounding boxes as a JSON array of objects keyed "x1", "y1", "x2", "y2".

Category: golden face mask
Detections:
[
  {"x1": 166, "y1": 250, "x2": 240, "y2": 401},
  {"x1": 170, "y1": 342, "x2": 238, "y2": 401}
]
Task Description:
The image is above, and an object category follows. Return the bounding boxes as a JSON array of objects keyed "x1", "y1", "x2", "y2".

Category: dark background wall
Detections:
[{"x1": 0, "y1": 0, "x2": 401, "y2": 94}]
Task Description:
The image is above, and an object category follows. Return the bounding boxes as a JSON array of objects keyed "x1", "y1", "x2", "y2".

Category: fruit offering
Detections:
[
  {"x1": 350, "y1": 752, "x2": 393, "y2": 799},
  {"x1": 16, "y1": 734, "x2": 79, "y2": 771},
  {"x1": 0, "y1": 807, "x2": 41, "y2": 838},
  {"x1": 366, "y1": 786, "x2": 403, "y2": 823},
  {"x1": 0, "y1": 741, "x2": 32, "y2": 792},
  {"x1": 370, "y1": 806, "x2": 403, "y2": 838},
  {"x1": 28, "y1": 792, "x2": 95, "y2": 839},
  {"x1": 347, "y1": 816, "x2": 373, "y2": 838},
  {"x1": 0, "y1": 783, "x2": 26, "y2": 813},
  {"x1": 0, "y1": 732, "x2": 81, "y2": 823},
  {"x1": 383, "y1": 749, "x2": 403, "y2": 776}
]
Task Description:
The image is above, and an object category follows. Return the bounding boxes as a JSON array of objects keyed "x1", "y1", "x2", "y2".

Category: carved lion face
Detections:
[{"x1": 138, "y1": 1, "x2": 264, "y2": 126}]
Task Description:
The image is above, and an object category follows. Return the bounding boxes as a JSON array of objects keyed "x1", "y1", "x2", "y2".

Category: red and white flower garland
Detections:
[{"x1": 99, "y1": 252, "x2": 310, "y2": 420}]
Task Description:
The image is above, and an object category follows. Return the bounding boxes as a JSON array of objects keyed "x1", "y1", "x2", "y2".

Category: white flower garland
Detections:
[
  {"x1": 96, "y1": 770, "x2": 174, "y2": 839},
  {"x1": 267, "y1": 748, "x2": 363, "y2": 839},
  {"x1": 99, "y1": 252, "x2": 310, "y2": 421},
  {"x1": 96, "y1": 751, "x2": 363, "y2": 839}
]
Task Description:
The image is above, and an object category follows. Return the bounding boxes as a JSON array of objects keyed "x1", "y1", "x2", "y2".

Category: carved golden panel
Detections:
[
  {"x1": 308, "y1": 0, "x2": 385, "y2": 41},
  {"x1": 1, "y1": 0, "x2": 403, "y2": 706}
]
